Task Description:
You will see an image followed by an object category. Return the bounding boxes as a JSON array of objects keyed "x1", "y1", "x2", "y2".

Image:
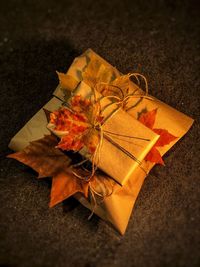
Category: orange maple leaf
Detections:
[
  {"x1": 48, "y1": 95, "x2": 102, "y2": 154},
  {"x1": 7, "y1": 135, "x2": 89, "y2": 207},
  {"x1": 138, "y1": 109, "x2": 177, "y2": 165}
]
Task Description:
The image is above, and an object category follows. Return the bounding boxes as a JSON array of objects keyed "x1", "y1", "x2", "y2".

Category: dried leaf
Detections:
[
  {"x1": 8, "y1": 135, "x2": 89, "y2": 207},
  {"x1": 139, "y1": 109, "x2": 177, "y2": 165},
  {"x1": 83, "y1": 128, "x2": 100, "y2": 154},
  {"x1": 48, "y1": 95, "x2": 101, "y2": 154},
  {"x1": 138, "y1": 108, "x2": 157, "y2": 129},
  {"x1": 8, "y1": 135, "x2": 115, "y2": 207},
  {"x1": 50, "y1": 171, "x2": 89, "y2": 207},
  {"x1": 82, "y1": 56, "x2": 113, "y2": 88},
  {"x1": 153, "y1": 128, "x2": 177, "y2": 147},
  {"x1": 57, "y1": 71, "x2": 79, "y2": 91},
  {"x1": 8, "y1": 135, "x2": 69, "y2": 178},
  {"x1": 145, "y1": 146, "x2": 164, "y2": 165}
]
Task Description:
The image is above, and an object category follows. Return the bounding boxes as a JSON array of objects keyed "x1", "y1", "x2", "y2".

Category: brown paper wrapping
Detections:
[
  {"x1": 52, "y1": 81, "x2": 159, "y2": 185},
  {"x1": 9, "y1": 49, "x2": 194, "y2": 235},
  {"x1": 9, "y1": 97, "x2": 63, "y2": 151}
]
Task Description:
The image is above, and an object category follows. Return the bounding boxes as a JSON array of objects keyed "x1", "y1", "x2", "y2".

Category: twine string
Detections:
[{"x1": 67, "y1": 72, "x2": 152, "y2": 212}]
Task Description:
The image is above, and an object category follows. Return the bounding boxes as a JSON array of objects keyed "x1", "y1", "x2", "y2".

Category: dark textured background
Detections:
[{"x1": 0, "y1": 0, "x2": 199, "y2": 266}]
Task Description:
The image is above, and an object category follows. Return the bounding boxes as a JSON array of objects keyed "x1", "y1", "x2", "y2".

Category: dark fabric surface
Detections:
[{"x1": 0, "y1": 0, "x2": 199, "y2": 266}]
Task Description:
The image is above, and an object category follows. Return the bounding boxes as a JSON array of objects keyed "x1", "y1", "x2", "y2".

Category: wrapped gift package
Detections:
[
  {"x1": 48, "y1": 80, "x2": 160, "y2": 185},
  {"x1": 8, "y1": 49, "x2": 194, "y2": 234}
]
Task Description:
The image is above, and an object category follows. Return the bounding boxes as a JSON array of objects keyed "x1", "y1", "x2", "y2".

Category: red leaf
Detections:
[
  {"x1": 145, "y1": 147, "x2": 164, "y2": 165},
  {"x1": 138, "y1": 109, "x2": 157, "y2": 129},
  {"x1": 139, "y1": 109, "x2": 177, "y2": 165},
  {"x1": 153, "y1": 128, "x2": 177, "y2": 147}
]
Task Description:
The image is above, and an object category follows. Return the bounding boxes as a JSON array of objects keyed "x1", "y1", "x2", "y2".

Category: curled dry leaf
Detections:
[{"x1": 7, "y1": 135, "x2": 89, "y2": 207}]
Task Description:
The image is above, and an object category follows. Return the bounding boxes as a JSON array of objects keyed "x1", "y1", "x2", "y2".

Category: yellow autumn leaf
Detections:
[
  {"x1": 82, "y1": 55, "x2": 114, "y2": 88},
  {"x1": 56, "y1": 71, "x2": 80, "y2": 91}
]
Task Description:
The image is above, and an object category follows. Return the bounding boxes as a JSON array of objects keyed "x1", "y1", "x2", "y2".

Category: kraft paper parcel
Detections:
[
  {"x1": 9, "y1": 49, "x2": 194, "y2": 234},
  {"x1": 49, "y1": 80, "x2": 159, "y2": 185}
]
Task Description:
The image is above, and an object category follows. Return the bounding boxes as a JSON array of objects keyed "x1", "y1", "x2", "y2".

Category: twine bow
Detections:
[
  {"x1": 52, "y1": 71, "x2": 154, "y2": 215},
  {"x1": 59, "y1": 73, "x2": 153, "y2": 209}
]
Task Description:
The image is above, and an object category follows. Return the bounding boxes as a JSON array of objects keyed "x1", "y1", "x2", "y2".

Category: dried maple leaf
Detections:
[
  {"x1": 82, "y1": 55, "x2": 130, "y2": 100},
  {"x1": 82, "y1": 55, "x2": 115, "y2": 88},
  {"x1": 139, "y1": 109, "x2": 157, "y2": 129},
  {"x1": 97, "y1": 75, "x2": 130, "y2": 101},
  {"x1": 139, "y1": 109, "x2": 177, "y2": 165},
  {"x1": 48, "y1": 95, "x2": 102, "y2": 154},
  {"x1": 50, "y1": 171, "x2": 89, "y2": 208},
  {"x1": 7, "y1": 135, "x2": 89, "y2": 207}
]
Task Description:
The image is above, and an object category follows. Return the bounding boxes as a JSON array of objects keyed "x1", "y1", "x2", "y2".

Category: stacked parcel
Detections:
[{"x1": 8, "y1": 49, "x2": 194, "y2": 234}]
